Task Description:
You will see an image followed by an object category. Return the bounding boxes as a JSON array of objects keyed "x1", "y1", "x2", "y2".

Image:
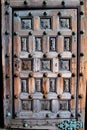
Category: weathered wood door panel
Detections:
[{"x1": 1, "y1": 0, "x2": 86, "y2": 129}]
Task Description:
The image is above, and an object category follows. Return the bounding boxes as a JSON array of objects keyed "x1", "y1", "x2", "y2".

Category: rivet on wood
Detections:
[
  {"x1": 78, "y1": 94, "x2": 83, "y2": 99},
  {"x1": 29, "y1": 73, "x2": 33, "y2": 77},
  {"x1": 6, "y1": 95, "x2": 10, "y2": 99},
  {"x1": 80, "y1": 1, "x2": 84, "y2": 5},
  {"x1": 79, "y1": 73, "x2": 83, "y2": 77},
  {"x1": 43, "y1": 53, "x2": 47, "y2": 58},
  {"x1": 46, "y1": 113, "x2": 50, "y2": 118},
  {"x1": 71, "y1": 95, "x2": 75, "y2": 99},
  {"x1": 80, "y1": 53, "x2": 84, "y2": 57},
  {"x1": 29, "y1": 32, "x2": 32, "y2": 35},
  {"x1": 58, "y1": 73, "x2": 62, "y2": 77},
  {"x1": 28, "y1": 53, "x2": 33, "y2": 58},
  {"x1": 28, "y1": 12, "x2": 32, "y2": 17},
  {"x1": 43, "y1": 1, "x2": 47, "y2": 6},
  {"x1": 80, "y1": 30, "x2": 84, "y2": 34},
  {"x1": 43, "y1": 31, "x2": 47, "y2": 35},
  {"x1": 14, "y1": 95, "x2": 18, "y2": 99},
  {"x1": 14, "y1": 12, "x2": 18, "y2": 17},
  {"x1": 58, "y1": 32, "x2": 61, "y2": 35},
  {"x1": 5, "y1": 30, "x2": 10, "y2": 35},
  {"x1": 80, "y1": 11, "x2": 84, "y2": 15},
  {"x1": 61, "y1": 1, "x2": 65, "y2": 6},
  {"x1": 24, "y1": 0, "x2": 28, "y2": 5},
  {"x1": 72, "y1": 73, "x2": 75, "y2": 77},
  {"x1": 14, "y1": 32, "x2": 18, "y2": 36},
  {"x1": 23, "y1": 123, "x2": 28, "y2": 127},
  {"x1": 57, "y1": 12, "x2": 61, "y2": 16},
  {"x1": 6, "y1": 112, "x2": 11, "y2": 117},
  {"x1": 57, "y1": 94, "x2": 61, "y2": 99},
  {"x1": 43, "y1": 12, "x2": 47, "y2": 16},
  {"x1": 5, "y1": 11, "x2": 9, "y2": 15},
  {"x1": 29, "y1": 95, "x2": 32, "y2": 99},
  {"x1": 72, "y1": 32, "x2": 75, "y2": 36},
  {"x1": 71, "y1": 113, "x2": 74, "y2": 117},
  {"x1": 78, "y1": 113, "x2": 82, "y2": 117},
  {"x1": 6, "y1": 74, "x2": 10, "y2": 79},
  {"x1": 5, "y1": 1, "x2": 10, "y2": 5},
  {"x1": 43, "y1": 72, "x2": 48, "y2": 77},
  {"x1": 72, "y1": 54, "x2": 76, "y2": 58}
]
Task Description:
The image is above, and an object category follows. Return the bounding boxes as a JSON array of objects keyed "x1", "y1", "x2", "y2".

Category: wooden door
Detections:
[{"x1": 1, "y1": 0, "x2": 87, "y2": 129}]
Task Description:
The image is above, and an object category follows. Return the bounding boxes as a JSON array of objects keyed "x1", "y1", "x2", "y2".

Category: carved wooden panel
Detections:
[{"x1": 2, "y1": 0, "x2": 83, "y2": 128}]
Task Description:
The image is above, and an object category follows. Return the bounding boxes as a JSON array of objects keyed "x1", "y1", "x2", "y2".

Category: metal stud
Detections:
[
  {"x1": 14, "y1": 95, "x2": 18, "y2": 99},
  {"x1": 6, "y1": 112, "x2": 11, "y2": 117},
  {"x1": 43, "y1": 12, "x2": 47, "y2": 16},
  {"x1": 29, "y1": 32, "x2": 32, "y2": 35},
  {"x1": 80, "y1": 11, "x2": 84, "y2": 15},
  {"x1": 58, "y1": 73, "x2": 61, "y2": 77},
  {"x1": 58, "y1": 32, "x2": 61, "y2": 35},
  {"x1": 43, "y1": 1, "x2": 47, "y2": 6},
  {"x1": 14, "y1": 32, "x2": 18, "y2": 36},
  {"x1": 78, "y1": 94, "x2": 83, "y2": 99},
  {"x1": 14, "y1": 54, "x2": 18, "y2": 58},
  {"x1": 5, "y1": 53, "x2": 10, "y2": 58},
  {"x1": 72, "y1": 73, "x2": 75, "y2": 77},
  {"x1": 6, "y1": 74, "x2": 10, "y2": 79},
  {"x1": 14, "y1": 12, "x2": 18, "y2": 17},
  {"x1": 6, "y1": 95, "x2": 10, "y2": 99},
  {"x1": 78, "y1": 113, "x2": 82, "y2": 117},
  {"x1": 24, "y1": 0, "x2": 28, "y2": 5},
  {"x1": 72, "y1": 32, "x2": 75, "y2": 35},
  {"x1": 29, "y1": 73, "x2": 33, "y2": 78},
  {"x1": 29, "y1": 95, "x2": 32, "y2": 99},
  {"x1": 80, "y1": 30, "x2": 84, "y2": 34},
  {"x1": 79, "y1": 73, "x2": 83, "y2": 77},
  {"x1": 23, "y1": 123, "x2": 28, "y2": 127},
  {"x1": 61, "y1": 1, "x2": 65, "y2": 6},
  {"x1": 72, "y1": 54, "x2": 76, "y2": 58},
  {"x1": 43, "y1": 31, "x2": 47, "y2": 35},
  {"x1": 43, "y1": 72, "x2": 48, "y2": 77},
  {"x1": 5, "y1": 11, "x2": 9, "y2": 15},
  {"x1": 28, "y1": 12, "x2": 32, "y2": 17},
  {"x1": 71, "y1": 113, "x2": 74, "y2": 117},
  {"x1": 80, "y1": 1, "x2": 84, "y2": 5},
  {"x1": 57, "y1": 12, "x2": 61, "y2": 16},
  {"x1": 5, "y1": 30, "x2": 10, "y2": 35},
  {"x1": 71, "y1": 95, "x2": 75, "y2": 99},
  {"x1": 46, "y1": 113, "x2": 50, "y2": 118},
  {"x1": 43, "y1": 53, "x2": 47, "y2": 58},
  {"x1": 80, "y1": 53, "x2": 84, "y2": 57},
  {"x1": 5, "y1": 1, "x2": 10, "y2": 5},
  {"x1": 28, "y1": 53, "x2": 33, "y2": 58},
  {"x1": 57, "y1": 94, "x2": 61, "y2": 99}
]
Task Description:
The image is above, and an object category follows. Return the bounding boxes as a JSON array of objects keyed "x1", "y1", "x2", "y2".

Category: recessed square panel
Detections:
[
  {"x1": 64, "y1": 37, "x2": 70, "y2": 51},
  {"x1": 21, "y1": 79, "x2": 28, "y2": 92},
  {"x1": 21, "y1": 37, "x2": 28, "y2": 51},
  {"x1": 49, "y1": 78, "x2": 56, "y2": 92},
  {"x1": 41, "y1": 59, "x2": 51, "y2": 71},
  {"x1": 50, "y1": 37, "x2": 56, "y2": 51},
  {"x1": 22, "y1": 100, "x2": 32, "y2": 111},
  {"x1": 35, "y1": 37, "x2": 42, "y2": 51},
  {"x1": 41, "y1": 100, "x2": 51, "y2": 111},
  {"x1": 59, "y1": 60, "x2": 70, "y2": 71},
  {"x1": 59, "y1": 101, "x2": 69, "y2": 111},
  {"x1": 22, "y1": 59, "x2": 32, "y2": 71},
  {"x1": 63, "y1": 79, "x2": 70, "y2": 92},
  {"x1": 59, "y1": 18, "x2": 70, "y2": 29},
  {"x1": 21, "y1": 18, "x2": 32, "y2": 29},
  {"x1": 40, "y1": 18, "x2": 51, "y2": 29},
  {"x1": 35, "y1": 79, "x2": 42, "y2": 92}
]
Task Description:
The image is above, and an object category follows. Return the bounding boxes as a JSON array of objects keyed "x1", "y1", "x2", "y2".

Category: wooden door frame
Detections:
[{"x1": 1, "y1": 0, "x2": 87, "y2": 129}]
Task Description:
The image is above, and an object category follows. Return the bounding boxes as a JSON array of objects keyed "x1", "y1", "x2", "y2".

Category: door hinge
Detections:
[{"x1": 57, "y1": 120, "x2": 83, "y2": 130}]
